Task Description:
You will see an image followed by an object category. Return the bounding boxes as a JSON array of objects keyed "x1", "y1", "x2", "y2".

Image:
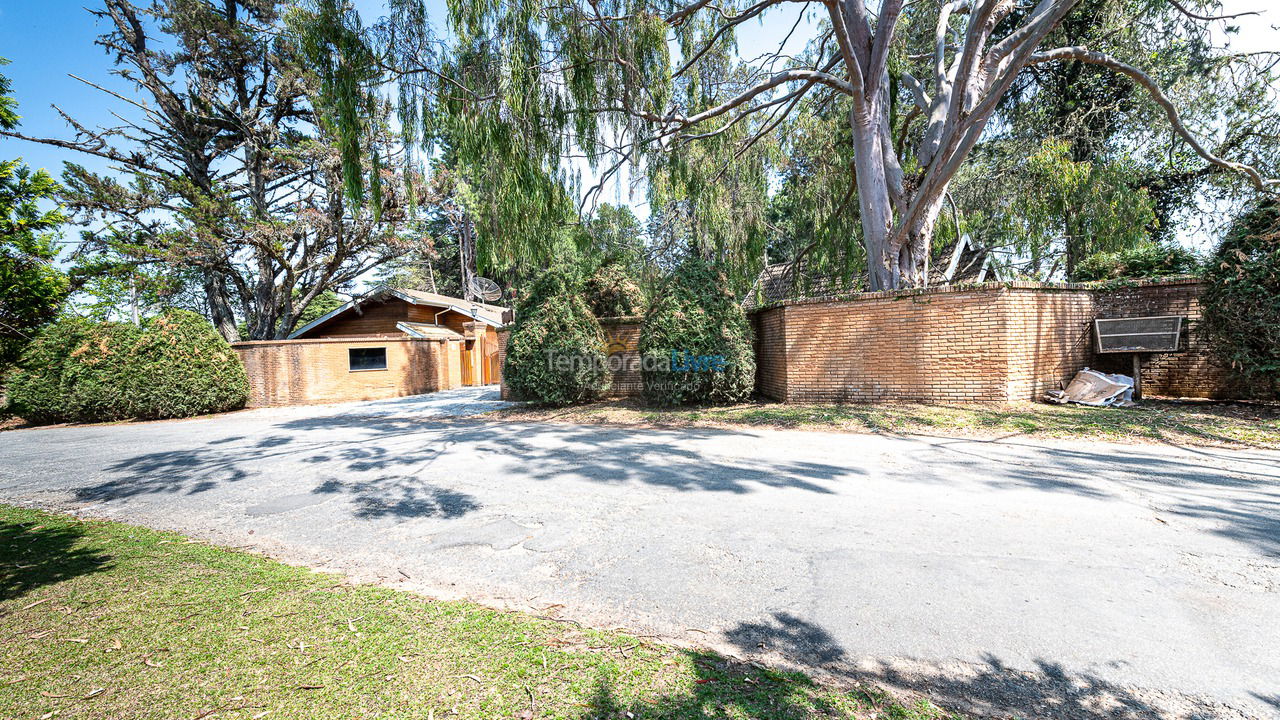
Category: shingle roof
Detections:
[{"x1": 392, "y1": 289, "x2": 508, "y2": 327}]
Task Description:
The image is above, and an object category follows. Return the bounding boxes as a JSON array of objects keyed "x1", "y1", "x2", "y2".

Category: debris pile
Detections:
[{"x1": 1045, "y1": 368, "x2": 1136, "y2": 407}]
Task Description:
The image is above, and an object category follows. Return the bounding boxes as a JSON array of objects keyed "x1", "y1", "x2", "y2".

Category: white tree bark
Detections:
[{"x1": 610, "y1": 0, "x2": 1279, "y2": 289}]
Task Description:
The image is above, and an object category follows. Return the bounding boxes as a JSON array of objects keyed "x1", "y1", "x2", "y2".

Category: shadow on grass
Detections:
[
  {"x1": 0, "y1": 517, "x2": 112, "y2": 601},
  {"x1": 574, "y1": 648, "x2": 930, "y2": 720},
  {"x1": 707, "y1": 612, "x2": 1249, "y2": 720}
]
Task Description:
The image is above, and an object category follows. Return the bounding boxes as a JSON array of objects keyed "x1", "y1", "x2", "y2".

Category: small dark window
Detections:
[{"x1": 349, "y1": 347, "x2": 387, "y2": 371}]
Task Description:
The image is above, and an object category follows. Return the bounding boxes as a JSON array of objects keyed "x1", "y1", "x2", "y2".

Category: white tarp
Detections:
[{"x1": 1045, "y1": 368, "x2": 1135, "y2": 407}]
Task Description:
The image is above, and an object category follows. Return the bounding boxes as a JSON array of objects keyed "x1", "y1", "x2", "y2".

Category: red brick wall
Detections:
[
  {"x1": 1090, "y1": 281, "x2": 1239, "y2": 399},
  {"x1": 600, "y1": 318, "x2": 642, "y2": 398},
  {"x1": 1003, "y1": 289, "x2": 1097, "y2": 400},
  {"x1": 751, "y1": 278, "x2": 1240, "y2": 403},
  {"x1": 753, "y1": 308, "x2": 787, "y2": 401},
  {"x1": 233, "y1": 337, "x2": 446, "y2": 406},
  {"x1": 497, "y1": 329, "x2": 511, "y2": 400}
]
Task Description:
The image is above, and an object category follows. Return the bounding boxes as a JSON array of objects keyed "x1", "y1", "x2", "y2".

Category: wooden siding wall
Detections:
[{"x1": 297, "y1": 298, "x2": 479, "y2": 338}]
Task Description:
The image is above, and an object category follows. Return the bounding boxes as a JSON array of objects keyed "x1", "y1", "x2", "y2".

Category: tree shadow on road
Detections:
[
  {"x1": 718, "y1": 611, "x2": 1257, "y2": 720},
  {"x1": 0, "y1": 516, "x2": 112, "y2": 601},
  {"x1": 69, "y1": 416, "x2": 856, "y2": 524}
]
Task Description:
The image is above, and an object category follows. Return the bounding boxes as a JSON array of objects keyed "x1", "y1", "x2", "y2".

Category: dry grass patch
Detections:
[{"x1": 489, "y1": 399, "x2": 1280, "y2": 449}]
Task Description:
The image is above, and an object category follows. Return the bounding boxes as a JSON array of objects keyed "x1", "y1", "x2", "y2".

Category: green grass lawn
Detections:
[
  {"x1": 492, "y1": 399, "x2": 1280, "y2": 449},
  {"x1": 0, "y1": 505, "x2": 958, "y2": 720}
]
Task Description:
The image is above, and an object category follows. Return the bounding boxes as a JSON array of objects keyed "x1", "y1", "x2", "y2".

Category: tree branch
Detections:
[{"x1": 1030, "y1": 46, "x2": 1280, "y2": 192}]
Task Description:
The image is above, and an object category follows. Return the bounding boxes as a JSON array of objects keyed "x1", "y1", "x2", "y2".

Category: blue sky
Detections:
[{"x1": 0, "y1": 0, "x2": 433, "y2": 179}]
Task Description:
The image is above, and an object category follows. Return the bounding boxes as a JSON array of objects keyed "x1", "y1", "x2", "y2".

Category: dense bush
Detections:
[
  {"x1": 639, "y1": 257, "x2": 754, "y2": 406},
  {"x1": 503, "y1": 266, "x2": 610, "y2": 405},
  {"x1": 3, "y1": 317, "x2": 92, "y2": 423},
  {"x1": 584, "y1": 261, "x2": 646, "y2": 317},
  {"x1": 5, "y1": 309, "x2": 249, "y2": 422},
  {"x1": 1074, "y1": 242, "x2": 1200, "y2": 282},
  {"x1": 1200, "y1": 202, "x2": 1280, "y2": 396}
]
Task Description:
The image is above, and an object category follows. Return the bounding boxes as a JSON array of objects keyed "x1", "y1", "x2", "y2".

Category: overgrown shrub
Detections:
[
  {"x1": 639, "y1": 257, "x2": 754, "y2": 406},
  {"x1": 1074, "y1": 242, "x2": 1200, "y2": 282},
  {"x1": 3, "y1": 317, "x2": 92, "y2": 423},
  {"x1": 503, "y1": 266, "x2": 610, "y2": 405},
  {"x1": 584, "y1": 261, "x2": 646, "y2": 317},
  {"x1": 6, "y1": 309, "x2": 249, "y2": 423},
  {"x1": 1200, "y1": 202, "x2": 1280, "y2": 397}
]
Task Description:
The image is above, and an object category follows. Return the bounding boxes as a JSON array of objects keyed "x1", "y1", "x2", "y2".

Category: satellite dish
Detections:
[{"x1": 469, "y1": 276, "x2": 503, "y2": 302}]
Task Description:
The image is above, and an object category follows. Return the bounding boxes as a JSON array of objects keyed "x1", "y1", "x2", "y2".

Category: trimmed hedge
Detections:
[
  {"x1": 584, "y1": 261, "x2": 646, "y2": 317},
  {"x1": 639, "y1": 257, "x2": 754, "y2": 406},
  {"x1": 503, "y1": 266, "x2": 610, "y2": 406},
  {"x1": 1200, "y1": 202, "x2": 1280, "y2": 397},
  {"x1": 5, "y1": 309, "x2": 249, "y2": 423}
]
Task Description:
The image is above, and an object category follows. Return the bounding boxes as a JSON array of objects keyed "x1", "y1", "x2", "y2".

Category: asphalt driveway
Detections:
[{"x1": 1, "y1": 387, "x2": 1277, "y2": 719}]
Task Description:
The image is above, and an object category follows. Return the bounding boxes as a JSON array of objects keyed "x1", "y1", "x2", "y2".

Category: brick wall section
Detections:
[
  {"x1": 1090, "y1": 281, "x2": 1239, "y2": 398},
  {"x1": 1002, "y1": 289, "x2": 1096, "y2": 401},
  {"x1": 775, "y1": 289, "x2": 1018, "y2": 402},
  {"x1": 600, "y1": 317, "x2": 643, "y2": 398},
  {"x1": 752, "y1": 277, "x2": 1239, "y2": 403},
  {"x1": 233, "y1": 337, "x2": 448, "y2": 407},
  {"x1": 753, "y1": 308, "x2": 787, "y2": 401},
  {"x1": 497, "y1": 329, "x2": 512, "y2": 400}
]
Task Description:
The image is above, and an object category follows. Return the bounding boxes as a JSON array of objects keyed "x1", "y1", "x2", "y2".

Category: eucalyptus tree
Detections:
[
  {"x1": 319, "y1": 0, "x2": 1279, "y2": 291},
  {"x1": 1, "y1": 0, "x2": 413, "y2": 340}
]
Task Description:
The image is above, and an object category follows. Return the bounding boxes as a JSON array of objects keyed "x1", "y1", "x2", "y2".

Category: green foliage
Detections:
[
  {"x1": 293, "y1": 290, "x2": 346, "y2": 332},
  {"x1": 1074, "y1": 243, "x2": 1200, "y2": 281},
  {"x1": 503, "y1": 266, "x2": 609, "y2": 406},
  {"x1": 2, "y1": 317, "x2": 91, "y2": 423},
  {"x1": 967, "y1": 138, "x2": 1157, "y2": 280},
  {"x1": 6, "y1": 310, "x2": 249, "y2": 423},
  {"x1": 639, "y1": 257, "x2": 754, "y2": 406},
  {"x1": 1200, "y1": 202, "x2": 1280, "y2": 396},
  {"x1": 0, "y1": 58, "x2": 19, "y2": 131},
  {"x1": 584, "y1": 261, "x2": 646, "y2": 318},
  {"x1": 1, "y1": 160, "x2": 69, "y2": 368}
]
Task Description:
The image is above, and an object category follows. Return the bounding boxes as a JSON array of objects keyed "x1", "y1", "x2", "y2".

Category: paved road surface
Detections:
[{"x1": 1, "y1": 388, "x2": 1277, "y2": 719}]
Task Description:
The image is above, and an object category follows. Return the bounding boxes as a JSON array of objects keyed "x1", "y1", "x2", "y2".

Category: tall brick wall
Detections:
[
  {"x1": 751, "y1": 278, "x2": 1239, "y2": 403},
  {"x1": 233, "y1": 337, "x2": 449, "y2": 407},
  {"x1": 497, "y1": 329, "x2": 512, "y2": 400},
  {"x1": 753, "y1": 308, "x2": 787, "y2": 401},
  {"x1": 1089, "y1": 281, "x2": 1241, "y2": 398},
  {"x1": 1003, "y1": 289, "x2": 1097, "y2": 401}
]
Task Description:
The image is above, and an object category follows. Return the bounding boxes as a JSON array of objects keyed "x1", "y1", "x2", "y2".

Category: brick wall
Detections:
[
  {"x1": 753, "y1": 308, "x2": 787, "y2": 401},
  {"x1": 600, "y1": 317, "x2": 643, "y2": 398},
  {"x1": 497, "y1": 329, "x2": 511, "y2": 400},
  {"x1": 1090, "y1": 281, "x2": 1239, "y2": 398},
  {"x1": 751, "y1": 278, "x2": 1240, "y2": 403},
  {"x1": 233, "y1": 337, "x2": 449, "y2": 407}
]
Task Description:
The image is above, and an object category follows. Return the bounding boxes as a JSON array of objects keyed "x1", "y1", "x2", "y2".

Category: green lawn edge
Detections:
[{"x1": 0, "y1": 505, "x2": 961, "y2": 720}]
